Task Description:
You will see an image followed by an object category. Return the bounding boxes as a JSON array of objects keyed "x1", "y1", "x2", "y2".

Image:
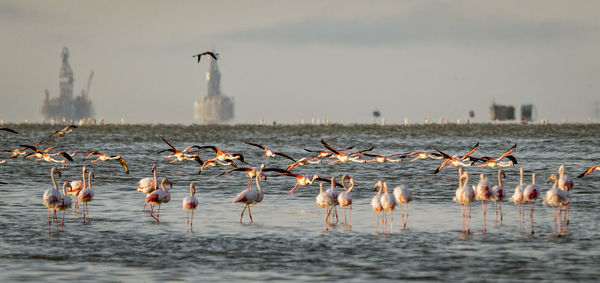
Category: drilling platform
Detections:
[
  {"x1": 40, "y1": 47, "x2": 95, "y2": 122},
  {"x1": 193, "y1": 56, "x2": 234, "y2": 123}
]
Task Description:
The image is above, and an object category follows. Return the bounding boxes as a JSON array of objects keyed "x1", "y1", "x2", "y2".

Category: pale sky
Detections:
[{"x1": 1, "y1": 0, "x2": 599, "y2": 124}]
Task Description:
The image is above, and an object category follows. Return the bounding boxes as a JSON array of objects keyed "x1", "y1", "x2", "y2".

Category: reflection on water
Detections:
[{"x1": 0, "y1": 124, "x2": 599, "y2": 281}]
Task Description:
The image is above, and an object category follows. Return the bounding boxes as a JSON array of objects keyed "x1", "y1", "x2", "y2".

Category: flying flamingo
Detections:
[
  {"x1": 278, "y1": 172, "x2": 329, "y2": 194},
  {"x1": 379, "y1": 181, "x2": 396, "y2": 234},
  {"x1": 475, "y1": 144, "x2": 518, "y2": 168},
  {"x1": 145, "y1": 178, "x2": 173, "y2": 222},
  {"x1": 490, "y1": 169, "x2": 506, "y2": 221},
  {"x1": 523, "y1": 173, "x2": 540, "y2": 234},
  {"x1": 78, "y1": 171, "x2": 95, "y2": 224},
  {"x1": 56, "y1": 182, "x2": 73, "y2": 229},
  {"x1": 393, "y1": 183, "x2": 413, "y2": 229},
  {"x1": 372, "y1": 181, "x2": 384, "y2": 233},
  {"x1": 220, "y1": 164, "x2": 288, "y2": 191},
  {"x1": 285, "y1": 157, "x2": 322, "y2": 171},
  {"x1": 316, "y1": 182, "x2": 334, "y2": 230},
  {"x1": 475, "y1": 173, "x2": 492, "y2": 232},
  {"x1": 578, "y1": 164, "x2": 600, "y2": 178},
  {"x1": 138, "y1": 165, "x2": 158, "y2": 211},
  {"x1": 510, "y1": 168, "x2": 526, "y2": 224},
  {"x1": 43, "y1": 167, "x2": 62, "y2": 230},
  {"x1": 232, "y1": 171, "x2": 265, "y2": 223},
  {"x1": 244, "y1": 142, "x2": 296, "y2": 162},
  {"x1": 83, "y1": 151, "x2": 129, "y2": 174},
  {"x1": 51, "y1": 124, "x2": 77, "y2": 138},
  {"x1": 183, "y1": 182, "x2": 199, "y2": 230},
  {"x1": 193, "y1": 51, "x2": 218, "y2": 62},
  {"x1": 337, "y1": 175, "x2": 354, "y2": 228},
  {"x1": 401, "y1": 151, "x2": 444, "y2": 161},
  {"x1": 433, "y1": 141, "x2": 480, "y2": 173},
  {"x1": 320, "y1": 139, "x2": 372, "y2": 165}
]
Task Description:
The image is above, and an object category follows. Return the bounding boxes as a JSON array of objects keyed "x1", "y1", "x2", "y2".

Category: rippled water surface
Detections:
[{"x1": 1, "y1": 124, "x2": 599, "y2": 281}]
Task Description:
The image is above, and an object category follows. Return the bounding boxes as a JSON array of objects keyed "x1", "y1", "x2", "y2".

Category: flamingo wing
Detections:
[
  {"x1": 160, "y1": 136, "x2": 180, "y2": 153},
  {"x1": 0, "y1": 127, "x2": 18, "y2": 134},
  {"x1": 117, "y1": 157, "x2": 129, "y2": 174}
]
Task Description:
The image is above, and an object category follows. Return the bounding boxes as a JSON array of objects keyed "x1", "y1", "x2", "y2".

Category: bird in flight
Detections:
[{"x1": 193, "y1": 51, "x2": 218, "y2": 63}]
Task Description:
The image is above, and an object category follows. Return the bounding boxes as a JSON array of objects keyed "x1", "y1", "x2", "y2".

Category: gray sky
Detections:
[{"x1": 1, "y1": 0, "x2": 599, "y2": 124}]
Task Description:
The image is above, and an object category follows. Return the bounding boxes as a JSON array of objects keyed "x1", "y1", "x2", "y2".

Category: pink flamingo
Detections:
[
  {"x1": 337, "y1": 175, "x2": 354, "y2": 228},
  {"x1": 475, "y1": 173, "x2": 491, "y2": 232},
  {"x1": 145, "y1": 178, "x2": 173, "y2": 222},
  {"x1": 42, "y1": 167, "x2": 62, "y2": 230},
  {"x1": 78, "y1": 171, "x2": 95, "y2": 224},
  {"x1": 183, "y1": 182, "x2": 199, "y2": 230},
  {"x1": 490, "y1": 169, "x2": 506, "y2": 221},
  {"x1": 523, "y1": 173, "x2": 540, "y2": 234}
]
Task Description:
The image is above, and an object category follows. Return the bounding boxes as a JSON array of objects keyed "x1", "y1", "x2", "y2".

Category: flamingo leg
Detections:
[
  {"x1": 499, "y1": 202, "x2": 503, "y2": 222},
  {"x1": 390, "y1": 208, "x2": 394, "y2": 233},
  {"x1": 404, "y1": 203, "x2": 409, "y2": 229},
  {"x1": 349, "y1": 204, "x2": 352, "y2": 229},
  {"x1": 467, "y1": 203, "x2": 472, "y2": 234},
  {"x1": 248, "y1": 205, "x2": 253, "y2": 223},
  {"x1": 342, "y1": 206, "x2": 347, "y2": 228},
  {"x1": 482, "y1": 200, "x2": 487, "y2": 233},
  {"x1": 240, "y1": 205, "x2": 247, "y2": 223},
  {"x1": 289, "y1": 183, "x2": 299, "y2": 194},
  {"x1": 191, "y1": 210, "x2": 194, "y2": 229},
  {"x1": 529, "y1": 202, "x2": 534, "y2": 235},
  {"x1": 61, "y1": 210, "x2": 66, "y2": 228},
  {"x1": 156, "y1": 204, "x2": 161, "y2": 222}
]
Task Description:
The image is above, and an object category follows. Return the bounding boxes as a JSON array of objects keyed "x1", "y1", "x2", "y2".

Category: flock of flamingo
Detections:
[{"x1": 1, "y1": 125, "x2": 599, "y2": 234}]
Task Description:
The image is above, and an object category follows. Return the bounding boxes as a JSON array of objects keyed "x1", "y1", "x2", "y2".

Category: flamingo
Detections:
[
  {"x1": 188, "y1": 145, "x2": 247, "y2": 164},
  {"x1": 393, "y1": 183, "x2": 413, "y2": 229},
  {"x1": 523, "y1": 173, "x2": 541, "y2": 234},
  {"x1": 78, "y1": 171, "x2": 95, "y2": 224},
  {"x1": 545, "y1": 174, "x2": 570, "y2": 232},
  {"x1": 21, "y1": 144, "x2": 73, "y2": 164},
  {"x1": 145, "y1": 178, "x2": 173, "y2": 222},
  {"x1": 320, "y1": 139, "x2": 372, "y2": 165},
  {"x1": 433, "y1": 141, "x2": 479, "y2": 173},
  {"x1": 372, "y1": 181, "x2": 384, "y2": 233},
  {"x1": 68, "y1": 166, "x2": 87, "y2": 213},
  {"x1": 454, "y1": 170, "x2": 474, "y2": 234},
  {"x1": 304, "y1": 145, "x2": 354, "y2": 159},
  {"x1": 244, "y1": 142, "x2": 296, "y2": 162},
  {"x1": 158, "y1": 137, "x2": 203, "y2": 164},
  {"x1": 278, "y1": 172, "x2": 329, "y2": 193},
  {"x1": 193, "y1": 51, "x2": 218, "y2": 62},
  {"x1": 401, "y1": 151, "x2": 444, "y2": 161},
  {"x1": 325, "y1": 176, "x2": 341, "y2": 225},
  {"x1": 199, "y1": 157, "x2": 237, "y2": 172},
  {"x1": 578, "y1": 164, "x2": 600, "y2": 178},
  {"x1": 475, "y1": 144, "x2": 518, "y2": 168},
  {"x1": 56, "y1": 182, "x2": 73, "y2": 228},
  {"x1": 42, "y1": 167, "x2": 62, "y2": 230},
  {"x1": 379, "y1": 181, "x2": 396, "y2": 233},
  {"x1": 220, "y1": 164, "x2": 288, "y2": 191},
  {"x1": 83, "y1": 151, "x2": 129, "y2": 174},
  {"x1": 285, "y1": 157, "x2": 322, "y2": 171},
  {"x1": 510, "y1": 168, "x2": 526, "y2": 223},
  {"x1": 490, "y1": 169, "x2": 506, "y2": 221},
  {"x1": 183, "y1": 182, "x2": 199, "y2": 230},
  {"x1": 232, "y1": 172, "x2": 265, "y2": 223},
  {"x1": 557, "y1": 165, "x2": 573, "y2": 225},
  {"x1": 337, "y1": 175, "x2": 354, "y2": 228},
  {"x1": 138, "y1": 165, "x2": 158, "y2": 211},
  {"x1": 453, "y1": 168, "x2": 465, "y2": 231},
  {"x1": 475, "y1": 173, "x2": 492, "y2": 232},
  {"x1": 363, "y1": 153, "x2": 402, "y2": 163},
  {"x1": 52, "y1": 124, "x2": 77, "y2": 138},
  {"x1": 316, "y1": 182, "x2": 334, "y2": 230}
]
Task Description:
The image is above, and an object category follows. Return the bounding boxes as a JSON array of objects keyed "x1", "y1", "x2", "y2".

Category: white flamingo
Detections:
[
  {"x1": 558, "y1": 165, "x2": 573, "y2": 225},
  {"x1": 455, "y1": 170, "x2": 474, "y2": 234},
  {"x1": 337, "y1": 175, "x2": 354, "y2": 228},
  {"x1": 145, "y1": 178, "x2": 173, "y2": 222},
  {"x1": 475, "y1": 173, "x2": 492, "y2": 232},
  {"x1": 78, "y1": 171, "x2": 95, "y2": 224},
  {"x1": 67, "y1": 166, "x2": 86, "y2": 213},
  {"x1": 325, "y1": 176, "x2": 340, "y2": 225},
  {"x1": 545, "y1": 174, "x2": 571, "y2": 232},
  {"x1": 56, "y1": 182, "x2": 73, "y2": 228},
  {"x1": 182, "y1": 182, "x2": 199, "y2": 230},
  {"x1": 138, "y1": 165, "x2": 158, "y2": 211},
  {"x1": 393, "y1": 183, "x2": 413, "y2": 229},
  {"x1": 490, "y1": 169, "x2": 506, "y2": 222},
  {"x1": 510, "y1": 168, "x2": 526, "y2": 223},
  {"x1": 232, "y1": 172, "x2": 264, "y2": 223},
  {"x1": 316, "y1": 182, "x2": 334, "y2": 230},
  {"x1": 42, "y1": 167, "x2": 62, "y2": 230},
  {"x1": 523, "y1": 173, "x2": 540, "y2": 234},
  {"x1": 379, "y1": 181, "x2": 396, "y2": 234},
  {"x1": 372, "y1": 181, "x2": 384, "y2": 233}
]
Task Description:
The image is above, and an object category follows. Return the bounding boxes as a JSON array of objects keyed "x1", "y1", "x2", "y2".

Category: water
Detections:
[{"x1": 1, "y1": 124, "x2": 599, "y2": 281}]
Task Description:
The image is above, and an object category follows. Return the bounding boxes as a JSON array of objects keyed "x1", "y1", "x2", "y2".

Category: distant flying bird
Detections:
[
  {"x1": 244, "y1": 142, "x2": 296, "y2": 162},
  {"x1": 0, "y1": 127, "x2": 18, "y2": 134},
  {"x1": 52, "y1": 124, "x2": 78, "y2": 138},
  {"x1": 578, "y1": 164, "x2": 600, "y2": 178},
  {"x1": 83, "y1": 151, "x2": 129, "y2": 174},
  {"x1": 193, "y1": 51, "x2": 218, "y2": 63}
]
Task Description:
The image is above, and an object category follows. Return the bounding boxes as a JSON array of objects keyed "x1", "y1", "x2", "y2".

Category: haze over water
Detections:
[{"x1": 0, "y1": 123, "x2": 599, "y2": 281}]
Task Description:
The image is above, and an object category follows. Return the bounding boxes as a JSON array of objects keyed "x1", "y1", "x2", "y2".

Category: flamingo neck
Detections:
[
  {"x1": 519, "y1": 168, "x2": 524, "y2": 185},
  {"x1": 62, "y1": 182, "x2": 69, "y2": 195},
  {"x1": 255, "y1": 176, "x2": 262, "y2": 192},
  {"x1": 88, "y1": 172, "x2": 93, "y2": 190},
  {"x1": 153, "y1": 167, "x2": 158, "y2": 190},
  {"x1": 497, "y1": 170, "x2": 503, "y2": 187},
  {"x1": 51, "y1": 168, "x2": 59, "y2": 190},
  {"x1": 161, "y1": 180, "x2": 169, "y2": 193},
  {"x1": 532, "y1": 173, "x2": 537, "y2": 185}
]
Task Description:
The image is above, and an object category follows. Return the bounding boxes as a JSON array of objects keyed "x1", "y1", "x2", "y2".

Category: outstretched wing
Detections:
[
  {"x1": 497, "y1": 144, "x2": 517, "y2": 160},
  {"x1": 160, "y1": 136, "x2": 179, "y2": 153},
  {"x1": 59, "y1": 152, "x2": 74, "y2": 162},
  {"x1": 273, "y1": 152, "x2": 296, "y2": 162},
  {"x1": 320, "y1": 139, "x2": 342, "y2": 155},
  {"x1": 0, "y1": 127, "x2": 18, "y2": 134},
  {"x1": 578, "y1": 165, "x2": 600, "y2": 178},
  {"x1": 245, "y1": 142, "x2": 268, "y2": 151},
  {"x1": 117, "y1": 157, "x2": 129, "y2": 174},
  {"x1": 83, "y1": 151, "x2": 101, "y2": 162}
]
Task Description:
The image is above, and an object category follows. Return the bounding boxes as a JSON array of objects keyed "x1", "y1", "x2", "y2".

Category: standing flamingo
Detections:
[
  {"x1": 393, "y1": 183, "x2": 413, "y2": 229},
  {"x1": 490, "y1": 169, "x2": 506, "y2": 221},
  {"x1": 475, "y1": 173, "x2": 492, "y2": 232},
  {"x1": 454, "y1": 170, "x2": 474, "y2": 234},
  {"x1": 372, "y1": 181, "x2": 384, "y2": 233},
  {"x1": 510, "y1": 168, "x2": 526, "y2": 225},
  {"x1": 558, "y1": 165, "x2": 573, "y2": 225},
  {"x1": 56, "y1": 182, "x2": 73, "y2": 229},
  {"x1": 337, "y1": 175, "x2": 354, "y2": 228},
  {"x1": 138, "y1": 165, "x2": 158, "y2": 211},
  {"x1": 183, "y1": 182, "x2": 199, "y2": 230},
  {"x1": 316, "y1": 182, "x2": 334, "y2": 230},
  {"x1": 78, "y1": 171, "x2": 95, "y2": 224},
  {"x1": 67, "y1": 166, "x2": 86, "y2": 213},
  {"x1": 232, "y1": 170, "x2": 266, "y2": 223},
  {"x1": 544, "y1": 174, "x2": 570, "y2": 233},
  {"x1": 325, "y1": 176, "x2": 340, "y2": 225},
  {"x1": 43, "y1": 167, "x2": 62, "y2": 230},
  {"x1": 145, "y1": 178, "x2": 173, "y2": 222},
  {"x1": 379, "y1": 181, "x2": 396, "y2": 234},
  {"x1": 523, "y1": 173, "x2": 540, "y2": 234}
]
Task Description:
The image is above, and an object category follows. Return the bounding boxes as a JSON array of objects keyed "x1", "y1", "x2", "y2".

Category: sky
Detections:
[{"x1": 0, "y1": 0, "x2": 599, "y2": 124}]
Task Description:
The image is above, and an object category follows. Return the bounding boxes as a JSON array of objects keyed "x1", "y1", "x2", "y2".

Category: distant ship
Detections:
[
  {"x1": 40, "y1": 47, "x2": 95, "y2": 122},
  {"x1": 194, "y1": 55, "x2": 234, "y2": 123}
]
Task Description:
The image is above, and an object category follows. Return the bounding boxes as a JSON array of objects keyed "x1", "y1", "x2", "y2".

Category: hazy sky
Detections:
[{"x1": 1, "y1": 0, "x2": 599, "y2": 124}]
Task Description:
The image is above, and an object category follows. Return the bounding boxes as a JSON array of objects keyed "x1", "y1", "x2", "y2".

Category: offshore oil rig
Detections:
[
  {"x1": 40, "y1": 47, "x2": 95, "y2": 122},
  {"x1": 490, "y1": 102, "x2": 534, "y2": 122},
  {"x1": 193, "y1": 55, "x2": 234, "y2": 123}
]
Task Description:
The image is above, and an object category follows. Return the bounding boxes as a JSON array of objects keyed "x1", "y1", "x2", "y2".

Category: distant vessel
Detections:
[
  {"x1": 40, "y1": 47, "x2": 95, "y2": 122},
  {"x1": 194, "y1": 55, "x2": 234, "y2": 123}
]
